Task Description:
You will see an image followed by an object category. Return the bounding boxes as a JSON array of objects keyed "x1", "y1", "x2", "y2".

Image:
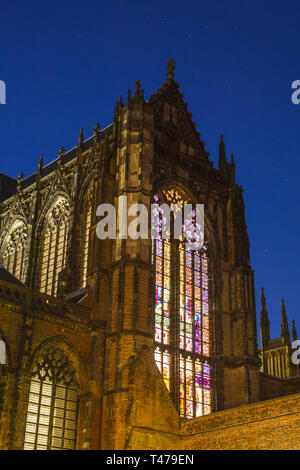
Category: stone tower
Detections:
[{"x1": 0, "y1": 60, "x2": 264, "y2": 450}]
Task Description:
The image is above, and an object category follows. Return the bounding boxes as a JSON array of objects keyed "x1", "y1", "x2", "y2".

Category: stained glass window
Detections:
[
  {"x1": 154, "y1": 238, "x2": 170, "y2": 345},
  {"x1": 24, "y1": 347, "x2": 78, "y2": 450},
  {"x1": 153, "y1": 188, "x2": 211, "y2": 418},
  {"x1": 39, "y1": 198, "x2": 70, "y2": 296},
  {"x1": 1, "y1": 221, "x2": 28, "y2": 282}
]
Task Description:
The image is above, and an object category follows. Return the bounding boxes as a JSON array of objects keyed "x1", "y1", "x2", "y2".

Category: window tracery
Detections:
[
  {"x1": 1, "y1": 221, "x2": 28, "y2": 282},
  {"x1": 39, "y1": 198, "x2": 70, "y2": 296},
  {"x1": 24, "y1": 346, "x2": 78, "y2": 450},
  {"x1": 153, "y1": 188, "x2": 211, "y2": 418}
]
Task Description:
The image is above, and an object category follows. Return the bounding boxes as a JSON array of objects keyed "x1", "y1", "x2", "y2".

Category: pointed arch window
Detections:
[
  {"x1": 24, "y1": 347, "x2": 79, "y2": 450},
  {"x1": 152, "y1": 188, "x2": 211, "y2": 418},
  {"x1": 39, "y1": 198, "x2": 70, "y2": 296},
  {"x1": 1, "y1": 221, "x2": 28, "y2": 282},
  {"x1": 81, "y1": 186, "x2": 94, "y2": 288}
]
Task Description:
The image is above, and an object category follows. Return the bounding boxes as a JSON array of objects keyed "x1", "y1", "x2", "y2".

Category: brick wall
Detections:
[{"x1": 181, "y1": 392, "x2": 300, "y2": 450}]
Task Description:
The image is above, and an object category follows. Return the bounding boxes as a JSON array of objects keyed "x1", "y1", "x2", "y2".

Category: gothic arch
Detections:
[
  {"x1": 151, "y1": 181, "x2": 220, "y2": 417},
  {"x1": 155, "y1": 179, "x2": 198, "y2": 204},
  {"x1": 0, "y1": 219, "x2": 29, "y2": 282},
  {"x1": 36, "y1": 196, "x2": 71, "y2": 296},
  {"x1": 29, "y1": 336, "x2": 87, "y2": 394},
  {"x1": 36, "y1": 192, "x2": 71, "y2": 235},
  {"x1": 78, "y1": 170, "x2": 97, "y2": 212},
  {"x1": 0, "y1": 214, "x2": 28, "y2": 249},
  {"x1": 23, "y1": 336, "x2": 87, "y2": 450}
]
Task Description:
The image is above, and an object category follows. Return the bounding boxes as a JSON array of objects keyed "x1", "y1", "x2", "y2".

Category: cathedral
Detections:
[{"x1": 0, "y1": 60, "x2": 299, "y2": 450}]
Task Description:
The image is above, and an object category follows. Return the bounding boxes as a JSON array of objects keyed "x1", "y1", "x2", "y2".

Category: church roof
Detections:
[
  {"x1": 1, "y1": 124, "x2": 113, "y2": 201},
  {"x1": 0, "y1": 264, "x2": 26, "y2": 287},
  {"x1": 0, "y1": 173, "x2": 17, "y2": 201},
  {"x1": 64, "y1": 288, "x2": 87, "y2": 304}
]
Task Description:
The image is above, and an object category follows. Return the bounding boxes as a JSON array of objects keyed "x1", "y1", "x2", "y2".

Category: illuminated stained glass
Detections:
[
  {"x1": 155, "y1": 347, "x2": 170, "y2": 391},
  {"x1": 154, "y1": 235, "x2": 171, "y2": 379},
  {"x1": 153, "y1": 189, "x2": 211, "y2": 418}
]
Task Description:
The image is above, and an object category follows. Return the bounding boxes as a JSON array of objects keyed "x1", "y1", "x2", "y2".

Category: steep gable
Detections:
[{"x1": 149, "y1": 72, "x2": 210, "y2": 165}]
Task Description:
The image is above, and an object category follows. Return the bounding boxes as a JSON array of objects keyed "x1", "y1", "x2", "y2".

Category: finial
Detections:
[
  {"x1": 134, "y1": 79, "x2": 141, "y2": 96},
  {"x1": 38, "y1": 154, "x2": 43, "y2": 171},
  {"x1": 260, "y1": 286, "x2": 270, "y2": 348},
  {"x1": 281, "y1": 298, "x2": 290, "y2": 343},
  {"x1": 94, "y1": 122, "x2": 101, "y2": 144},
  {"x1": 229, "y1": 154, "x2": 236, "y2": 185},
  {"x1": 292, "y1": 320, "x2": 298, "y2": 342},
  {"x1": 261, "y1": 287, "x2": 266, "y2": 309},
  {"x1": 219, "y1": 133, "x2": 227, "y2": 172},
  {"x1": 17, "y1": 172, "x2": 24, "y2": 190},
  {"x1": 58, "y1": 146, "x2": 65, "y2": 165},
  {"x1": 78, "y1": 128, "x2": 84, "y2": 146},
  {"x1": 120, "y1": 95, "x2": 123, "y2": 107},
  {"x1": 166, "y1": 58, "x2": 175, "y2": 79}
]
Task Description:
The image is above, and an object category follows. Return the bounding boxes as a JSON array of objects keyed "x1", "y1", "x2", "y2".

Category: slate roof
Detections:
[
  {"x1": 0, "y1": 173, "x2": 17, "y2": 202},
  {"x1": 0, "y1": 264, "x2": 26, "y2": 287}
]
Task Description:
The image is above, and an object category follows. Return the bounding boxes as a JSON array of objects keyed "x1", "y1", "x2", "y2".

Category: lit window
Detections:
[
  {"x1": 24, "y1": 347, "x2": 78, "y2": 450},
  {"x1": 153, "y1": 188, "x2": 211, "y2": 418},
  {"x1": 39, "y1": 199, "x2": 70, "y2": 296},
  {"x1": 81, "y1": 188, "x2": 93, "y2": 288},
  {"x1": 1, "y1": 221, "x2": 28, "y2": 282}
]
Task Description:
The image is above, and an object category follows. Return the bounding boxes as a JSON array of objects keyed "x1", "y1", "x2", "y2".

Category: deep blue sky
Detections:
[{"x1": 1, "y1": 0, "x2": 299, "y2": 341}]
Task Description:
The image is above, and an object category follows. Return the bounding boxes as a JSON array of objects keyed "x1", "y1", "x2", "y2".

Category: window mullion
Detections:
[{"x1": 47, "y1": 381, "x2": 56, "y2": 450}]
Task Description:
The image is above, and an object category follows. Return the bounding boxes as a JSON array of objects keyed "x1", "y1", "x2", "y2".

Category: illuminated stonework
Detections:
[
  {"x1": 0, "y1": 63, "x2": 290, "y2": 451},
  {"x1": 1, "y1": 221, "x2": 28, "y2": 282}
]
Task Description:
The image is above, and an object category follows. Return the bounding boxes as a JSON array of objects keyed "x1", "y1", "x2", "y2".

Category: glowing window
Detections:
[
  {"x1": 153, "y1": 189, "x2": 211, "y2": 418},
  {"x1": 81, "y1": 188, "x2": 93, "y2": 288},
  {"x1": 1, "y1": 221, "x2": 28, "y2": 282},
  {"x1": 39, "y1": 199, "x2": 70, "y2": 296},
  {"x1": 24, "y1": 347, "x2": 78, "y2": 450}
]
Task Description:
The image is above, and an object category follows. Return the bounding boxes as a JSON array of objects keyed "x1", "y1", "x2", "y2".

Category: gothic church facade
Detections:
[{"x1": 0, "y1": 61, "x2": 299, "y2": 450}]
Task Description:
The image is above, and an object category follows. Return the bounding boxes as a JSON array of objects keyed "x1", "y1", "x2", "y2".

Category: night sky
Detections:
[{"x1": 1, "y1": 0, "x2": 300, "y2": 342}]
